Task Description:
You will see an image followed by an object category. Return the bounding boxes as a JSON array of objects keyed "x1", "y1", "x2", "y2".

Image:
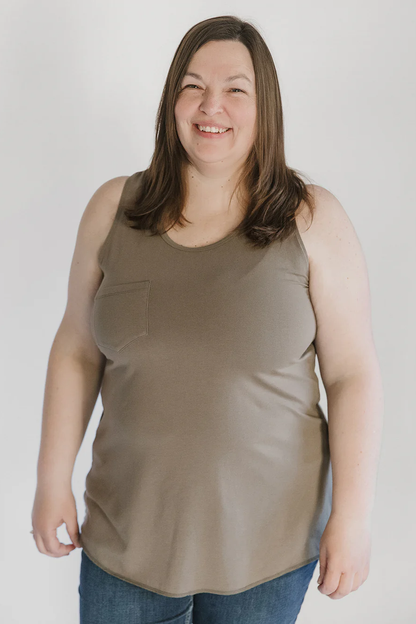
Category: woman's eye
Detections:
[{"x1": 183, "y1": 85, "x2": 244, "y2": 93}]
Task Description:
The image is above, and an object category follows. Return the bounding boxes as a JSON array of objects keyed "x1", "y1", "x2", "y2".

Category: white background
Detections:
[{"x1": 2, "y1": 1, "x2": 415, "y2": 622}]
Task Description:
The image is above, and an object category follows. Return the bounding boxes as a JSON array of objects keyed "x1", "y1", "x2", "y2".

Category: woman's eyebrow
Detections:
[{"x1": 184, "y1": 72, "x2": 252, "y2": 84}]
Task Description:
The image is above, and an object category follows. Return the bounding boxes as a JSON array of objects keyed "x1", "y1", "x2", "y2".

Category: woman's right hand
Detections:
[{"x1": 31, "y1": 484, "x2": 82, "y2": 557}]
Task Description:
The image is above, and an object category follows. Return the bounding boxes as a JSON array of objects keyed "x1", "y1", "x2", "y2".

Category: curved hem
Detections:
[{"x1": 80, "y1": 545, "x2": 319, "y2": 598}]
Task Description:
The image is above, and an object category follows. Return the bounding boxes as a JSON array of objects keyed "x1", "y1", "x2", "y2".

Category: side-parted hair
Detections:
[{"x1": 124, "y1": 15, "x2": 316, "y2": 249}]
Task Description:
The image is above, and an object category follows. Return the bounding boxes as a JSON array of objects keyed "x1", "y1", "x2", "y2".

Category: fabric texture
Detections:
[{"x1": 79, "y1": 170, "x2": 333, "y2": 598}]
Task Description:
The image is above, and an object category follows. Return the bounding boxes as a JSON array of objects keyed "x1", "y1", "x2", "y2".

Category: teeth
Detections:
[{"x1": 197, "y1": 125, "x2": 229, "y2": 133}]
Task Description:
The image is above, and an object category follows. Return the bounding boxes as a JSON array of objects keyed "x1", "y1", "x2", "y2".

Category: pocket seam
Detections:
[
  {"x1": 93, "y1": 280, "x2": 150, "y2": 352},
  {"x1": 94, "y1": 280, "x2": 150, "y2": 299}
]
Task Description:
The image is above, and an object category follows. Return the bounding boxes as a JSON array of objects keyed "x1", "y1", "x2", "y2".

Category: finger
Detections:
[
  {"x1": 318, "y1": 567, "x2": 341, "y2": 596},
  {"x1": 66, "y1": 518, "x2": 82, "y2": 548},
  {"x1": 32, "y1": 532, "x2": 46, "y2": 554},
  {"x1": 42, "y1": 530, "x2": 76, "y2": 557},
  {"x1": 327, "y1": 572, "x2": 354, "y2": 599},
  {"x1": 317, "y1": 559, "x2": 327, "y2": 585},
  {"x1": 351, "y1": 571, "x2": 363, "y2": 592},
  {"x1": 32, "y1": 532, "x2": 60, "y2": 557}
]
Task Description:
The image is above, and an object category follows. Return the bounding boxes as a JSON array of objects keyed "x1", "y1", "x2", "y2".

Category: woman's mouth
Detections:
[{"x1": 193, "y1": 124, "x2": 232, "y2": 138}]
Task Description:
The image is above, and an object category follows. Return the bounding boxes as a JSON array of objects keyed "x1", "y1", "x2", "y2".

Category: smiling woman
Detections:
[
  {"x1": 122, "y1": 18, "x2": 316, "y2": 248},
  {"x1": 76, "y1": 17, "x2": 336, "y2": 610},
  {"x1": 31, "y1": 12, "x2": 382, "y2": 624}
]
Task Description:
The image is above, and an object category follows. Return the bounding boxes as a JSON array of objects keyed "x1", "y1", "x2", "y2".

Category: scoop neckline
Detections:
[{"x1": 160, "y1": 228, "x2": 239, "y2": 252}]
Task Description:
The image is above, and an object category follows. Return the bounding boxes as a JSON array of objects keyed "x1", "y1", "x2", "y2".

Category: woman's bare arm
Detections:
[
  {"x1": 31, "y1": 175, "x2": 128, "y2": 556},
  {"x1": 36, "y1": 175, "x2": 129, "y2": 488},
  {"x1": 302, "y1": 186, "x2": 384, "y2": 523}
]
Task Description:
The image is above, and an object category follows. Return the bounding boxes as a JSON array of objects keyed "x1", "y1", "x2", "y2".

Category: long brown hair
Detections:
[{"x1": 124, "y1": 15, "x2": 316, "y2": 248}]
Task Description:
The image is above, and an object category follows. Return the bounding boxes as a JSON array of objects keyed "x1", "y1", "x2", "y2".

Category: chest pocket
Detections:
[{"x1": 93, "y1": 280, "x2": 150, "y2": 352}]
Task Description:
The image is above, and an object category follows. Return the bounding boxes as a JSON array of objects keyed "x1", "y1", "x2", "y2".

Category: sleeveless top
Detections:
[{"x1": 79, "y1": 170, "x2": 333, "y2": 598}]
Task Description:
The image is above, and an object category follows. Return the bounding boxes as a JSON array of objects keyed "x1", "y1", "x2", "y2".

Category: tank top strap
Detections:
[
  {"x1": 97, "y1": 170, "x2": 145, "y2": 268},
  {"x1": 117, "y1": 171, "x2": 145, "y2": 224}
]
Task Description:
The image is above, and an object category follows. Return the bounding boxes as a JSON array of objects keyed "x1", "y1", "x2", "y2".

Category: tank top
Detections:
[{"x1": 79, "y1": 170, "x2": 333, "y2": 598}]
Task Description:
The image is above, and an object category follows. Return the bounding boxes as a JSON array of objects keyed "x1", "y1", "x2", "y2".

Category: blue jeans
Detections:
[{"x1": 79, "y1": 549, "x2": 318, "y2": 624}]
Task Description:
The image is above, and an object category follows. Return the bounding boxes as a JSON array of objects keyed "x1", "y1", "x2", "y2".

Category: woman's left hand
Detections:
[{"x1": 317, "y1": 513, "x2": 372, "y2": 599}]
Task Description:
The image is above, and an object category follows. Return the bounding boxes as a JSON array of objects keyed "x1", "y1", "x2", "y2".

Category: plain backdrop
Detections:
[{"x1": 1, "y1": 1, "x2": 415, "y2": 622}]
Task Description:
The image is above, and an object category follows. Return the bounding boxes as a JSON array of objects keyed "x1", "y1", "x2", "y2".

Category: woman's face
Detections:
[{"x1": 174, "y1": 40, "x2": 257, "y2": 168}]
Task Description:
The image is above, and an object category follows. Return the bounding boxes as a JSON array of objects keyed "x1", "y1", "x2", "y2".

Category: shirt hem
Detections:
[{"x1": 80, "y1": 545, "x2": 319, "y2": 598}]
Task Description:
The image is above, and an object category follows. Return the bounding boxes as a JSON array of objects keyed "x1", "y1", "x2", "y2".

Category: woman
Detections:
[{"x1": 31, "y1": 15, "x2": 383, "y2": 624}]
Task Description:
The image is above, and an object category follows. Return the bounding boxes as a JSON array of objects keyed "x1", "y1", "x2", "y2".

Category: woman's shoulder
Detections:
[
  {"x1": 295, "y1": 184, "x2": 353, "y2": 267},
  {"x1": 85, "y1": 175, "x2": 131, "y2": 245},
  {"x1": 74, "y1": 176, "x2": 131, "y2": 274}
]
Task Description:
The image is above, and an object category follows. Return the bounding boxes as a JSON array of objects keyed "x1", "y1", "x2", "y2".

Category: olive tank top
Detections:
[{"x1": 79, "y1": 170, "x2": 333, "y2": 597}]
